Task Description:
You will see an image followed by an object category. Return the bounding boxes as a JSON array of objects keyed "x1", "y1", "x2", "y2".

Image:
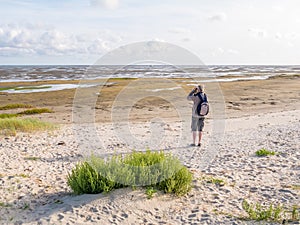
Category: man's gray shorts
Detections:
[{"x1": 191, "y1": 117, "x2": 205, "y2": 132}]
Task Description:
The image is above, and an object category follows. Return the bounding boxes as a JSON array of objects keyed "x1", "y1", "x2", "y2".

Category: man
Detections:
[{"x1": 187, "y1": 85, "x2": 207, "y2": 147}]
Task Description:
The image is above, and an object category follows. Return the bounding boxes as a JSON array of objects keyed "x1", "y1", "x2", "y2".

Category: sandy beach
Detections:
[{"x1": 0, "y1": 75, "x2": 299, "y2": 224}]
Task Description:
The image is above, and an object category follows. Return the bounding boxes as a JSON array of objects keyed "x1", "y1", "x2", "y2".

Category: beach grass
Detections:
[
  {"x1": 0, "y1": 118, "x2": 55, "y2": 136},
  {"x1": 0, "y1": 106, "x2": 54, "y2": 119},
  {"x1": 0, "y1": 103, "x2": 34, "y2": 110},
  {"x1": 0, "y1": 86, "x2": 52, "y2": 92},
  {"x1": 206, "y1": 177, "x2": 226, "y2": 186},
  {"x1": 145, "y1": 186, "x2": 157, "y2": 199},
  {"x1": 242, "y1": 199, "x2": 283, "y2": 222},
  {"x1": 242, "y1": 200, "x2": 299, "y2": 223},
  {"x1": 24, "y1": 156, "x2": 40, "y2": 161},
  {"x1": 0, "y1": 202, "x2": 12, "y2": 208},
  {"x1": 16, "y1": 173, "x2": 30, "y2": 178},
  {"x1": 0, "y1": 113, "x2": 20, "y2": 119},
  {"x1": 67, "y1": 150, "x2": 193, "y2": 196},
  {"x1": 0, "y1": 87, "x2": 13, "y2": 91},
  {"x1": 14, "y1": 86, "x2": 51, "y2": 91},
  {"x1": 18, "y1": 108, "x2": 54, "y2": 115},
  {"x1": 255, "y1": 148, "x2": 276, "y2": 157}
]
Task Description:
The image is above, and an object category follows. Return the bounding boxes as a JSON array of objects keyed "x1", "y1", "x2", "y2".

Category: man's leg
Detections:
[
  {"x1": 192, "y1": 131, "x2": 197, "y2": 145},
  {"x1": 198, "y1": 131, "x2": 202, "y2": 145},
  {"x1": 191, "y1": 117, "x2": 197, "y2": 145},
  {"x1": 198, "y1": 118, "x2": 204, "y2": 146}
]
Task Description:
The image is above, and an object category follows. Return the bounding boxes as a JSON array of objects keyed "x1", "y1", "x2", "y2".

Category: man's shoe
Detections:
[{"x1": 197, "y1": 143, "x2": 201, "y2": 147}]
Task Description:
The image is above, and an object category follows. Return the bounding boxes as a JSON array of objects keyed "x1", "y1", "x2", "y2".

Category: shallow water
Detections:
[{"x1": 0, "y1": 65, "x2": 299, "y2": 82}]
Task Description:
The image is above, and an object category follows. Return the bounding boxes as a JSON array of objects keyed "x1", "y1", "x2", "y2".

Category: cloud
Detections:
[
  {"x1": 0, "y1": 24, "x2": 121, "y2": 57},
  {"x1": 272, "y1": 5, "x2": 284, "y2": 12},
  {"x1": 227, "y1": 49, "x2": 239, "y2": 55},
  {"x1": 273, "y1": 32, "x2": 298, "y2": 47},
  {"x1": 212, "y1": 47, "x2": 239, "y2": 56},
  {"x1": 275, "y1": 32, "x2": 282, "y2": 40},
  {"x1": 90, "y1": 0, "x2": 119, "y2": 10},
  {"x1": 207, "y1": 13, "x2": 227, "y2": 22},
  {"x1": 181, "y1": 37, "x2": 191, "y2": 42},
  {"x1": 248, "y1": 28, "x2": 268, "y2": 38},
  {"x1": 168, "y1": 27, "x2": 191, "y2": 34}
]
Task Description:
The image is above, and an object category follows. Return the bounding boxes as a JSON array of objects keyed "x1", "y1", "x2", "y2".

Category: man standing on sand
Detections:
[{"x1": 187, "y1": 85, "x2": 207, "y2": 147}]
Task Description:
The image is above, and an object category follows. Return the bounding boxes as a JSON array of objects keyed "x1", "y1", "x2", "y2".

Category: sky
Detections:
[{"x1": 0, "y1": 0, "x2": 300, "y2": 65}]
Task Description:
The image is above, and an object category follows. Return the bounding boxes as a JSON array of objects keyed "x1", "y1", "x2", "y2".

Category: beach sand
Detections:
[{"x1": 0, "y1": 75, "x2": 299, "y2": 224}]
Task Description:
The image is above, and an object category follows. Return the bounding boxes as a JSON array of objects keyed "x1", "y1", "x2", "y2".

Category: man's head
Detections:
[{"x1": 197, "y1": 85, "x2": 204, "y2": 93}]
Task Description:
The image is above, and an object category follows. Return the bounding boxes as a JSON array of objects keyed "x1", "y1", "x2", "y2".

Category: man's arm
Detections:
[{"x1": 187, "y1": 89, "x2": 197, "y2": 101}]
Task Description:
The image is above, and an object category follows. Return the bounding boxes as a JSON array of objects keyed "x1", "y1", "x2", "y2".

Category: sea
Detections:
[
  {"x1": 0, "y1": 65, "x2": 299, "y2": 93},
  {"x1": 0, "y1": 65, "x2": 299, "y2": 82}
]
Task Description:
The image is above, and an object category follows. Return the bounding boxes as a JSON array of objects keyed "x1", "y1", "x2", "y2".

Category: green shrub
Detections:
[
  {"x1": 0, "y1": 118, "x2": 55, "y2": 136},
  {"x1": 67, "y1": 150, "x2": 193, "y2": 196},
  {"x1": 255, "y1": 148, "x2": 276, "y2": 157},
  {"x1": 159, "y1": 166, "x2": 192, "y2": 196},
  {"x1": 67, "y1": 162, "x2": 116, "y2": 194}
]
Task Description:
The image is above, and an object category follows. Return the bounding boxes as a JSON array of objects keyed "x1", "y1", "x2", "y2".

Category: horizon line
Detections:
[{"x1": 0, "y1": 64, "x2": 300, "y2": 66}]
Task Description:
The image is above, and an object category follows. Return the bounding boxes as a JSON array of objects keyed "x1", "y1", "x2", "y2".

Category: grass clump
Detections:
[
  {"x1": 255, "y1": 148, "x2": 276, "y2": 157},
  {"x1": 14, "y1": 86, "x2": 51, "y2": 91},
  {"x1": 0, "y1": 86, "x2": 51, "y2": 92},
  {"x1": 67, "y1": 150, "x2": 193, "y2": 196},
  {"x1": 145, "y1": 186, "x2": 157, "y2": 199},
  {"x1": 0, "y1": 202, "x2": 12, "y2": 208},
  {"x1": 199, "y1": 176, "x2": 226, "y2": 187},
  {"x1": 0, "y1": 118, "x2": 55, "y2": 136},
  {"x1": 242, "y1": 200, "x2": 300, "y2": 223},
  {"x1": 291, "y1": 205, "x2": 299, "y2": 221},
  {"x1": 242, "y1": 199, "x2": 283, "y2": 222},
  {"x1": 16, "y1": 173, "x2": 30, "y2": 178},
  {"x1": 18, "y1": 108, "x2": 54, "y2": 115},
  {"x1": 0, "y1": 103, "x2": 33, "y2": 110},
  {"x1": 291, "y1": 185, "x2": 300, "y2": 190},
  {"x1": 24, "y1": 156, "x2": 40, "y2": 161},
  {"x1": 0, "y1": 113, "x2": 20, "y2": 119},
  {"x1": 0, "y1": 105, "x2": 53, "y2": 119},
  {"x1": 206, "y1": 177, "x2": 225, "y2": 186}
]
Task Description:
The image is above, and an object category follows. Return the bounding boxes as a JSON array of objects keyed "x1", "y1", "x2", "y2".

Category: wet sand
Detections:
[{"x1": 0, "y1": 75, "x2": 299, "y2": 123}]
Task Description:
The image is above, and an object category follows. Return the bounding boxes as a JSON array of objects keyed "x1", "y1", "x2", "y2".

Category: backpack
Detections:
[{"x1": 196, "y1": 93, "x2": 209, "y2": 116}]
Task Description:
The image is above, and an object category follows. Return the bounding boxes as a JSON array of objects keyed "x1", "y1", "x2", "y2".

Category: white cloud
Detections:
[
  {"x1": 271, "y1": 5, "x2": 284, "y2": 12},
  {"x1": 275, "y1": 32, "x2": 282, "y2": 40},
  {"x1": 227, "y1": 49, "x2": 239, "y2": 55},
  {"x1": 152, "y1": 38, "x2": 166, "y2": 42},
  {"x1": 0, "y1": 24, "x2": 122, "y2": 57},
  {"x1": 181, "y1": 37, "x2": 191, "y2": 42},
  {"x1": 212, "y1": 47, "x2": 239, "y2": 56},
  {"x1": 207, "y1": 13, "x2": 227, "y2": 22},
  {"x1": 273, "y1": 32, "x2": 298, "y2": 47},
  {"x1": 90, "y1": 0, "x2": 119, "y2": 10},
  {"x1": 248, "y1": 28, "x2": 268, "y2": 38},
  {"x1": 168, "y1": 27, "x2": 191, "y2": 34}
]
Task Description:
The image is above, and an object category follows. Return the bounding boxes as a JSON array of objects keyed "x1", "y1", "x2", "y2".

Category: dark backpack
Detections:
[{"x1": 196, "y1": 93, "x2": 209, "y2": 116}]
